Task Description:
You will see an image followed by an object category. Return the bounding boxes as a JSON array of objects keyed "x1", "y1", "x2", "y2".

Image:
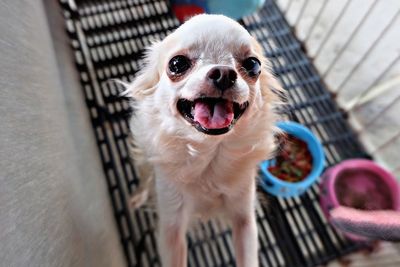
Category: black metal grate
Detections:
[{"x1": 59, "y1": 0, "x2": 370, "y2": 266}]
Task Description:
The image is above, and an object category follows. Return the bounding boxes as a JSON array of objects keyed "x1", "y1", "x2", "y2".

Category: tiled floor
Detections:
[{"x1": 324, "y1": 242, "x2": 400, "y2": 267}]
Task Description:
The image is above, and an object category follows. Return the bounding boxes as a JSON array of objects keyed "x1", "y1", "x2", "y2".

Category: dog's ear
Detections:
[{"x1": 121, "y1": 41, "x2": 162, "y2": 99}]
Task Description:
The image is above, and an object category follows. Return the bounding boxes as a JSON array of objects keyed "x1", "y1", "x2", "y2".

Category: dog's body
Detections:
[{"x1": 125, "y1": 14, "x2": 281, "y2": 267}]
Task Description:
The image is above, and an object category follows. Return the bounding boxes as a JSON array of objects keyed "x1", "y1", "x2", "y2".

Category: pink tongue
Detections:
[{"x1": 193, "y1": 101, "x2": 234, "y2": 129}]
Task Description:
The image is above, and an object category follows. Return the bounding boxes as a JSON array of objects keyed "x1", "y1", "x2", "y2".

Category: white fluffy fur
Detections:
[{"x1": 124, "y1": 14, "x2": 282, "y2": 267}]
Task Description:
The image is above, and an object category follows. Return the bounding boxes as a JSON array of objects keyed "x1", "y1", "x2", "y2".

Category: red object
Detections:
[{"x1": 172, "y1": 5, "x2": 205, "y2": 22}]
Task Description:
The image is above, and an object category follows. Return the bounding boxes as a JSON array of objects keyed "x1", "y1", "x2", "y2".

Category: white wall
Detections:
[{"x1": 0, "y1": 1, "x2": 125, "y2": 266}]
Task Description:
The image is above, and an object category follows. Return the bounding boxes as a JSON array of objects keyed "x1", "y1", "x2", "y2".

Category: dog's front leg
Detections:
[
  {"x1": 232, "y1": 211, "x2": 259, "y2": 267},
  {"x1": 233, "y1": 214, "x2": 258, "y2": 267},
  {"x1": 228, "y1": 183, "x2": 259, "y2": 267},
  {"x1": 156, "y1": 178, "x2": 189, "y2": 267}
]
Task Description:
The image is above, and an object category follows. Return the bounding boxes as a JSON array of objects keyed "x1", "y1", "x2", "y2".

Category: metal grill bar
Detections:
[
  {"x1": 322, "y1": 1, "x2": 378, "y2": 78},
  {"x1": 358, "y1": 93, "x2": 400, "y2": 133},
  {"x1": 351, "y1": 53, "x2": 400, "y2": 114},
  {"x1": 335, "y1": 10, "x2": 400, "y2": 93},
  {"x1": 284, "y1": 0, "x2": 295, "y2": 15},
  {"x1": 294, "y1": 0, "x2": 310, "y2": 27},
  {"x1": 304, "y1": 0, "x2": 328, "y2": 42},
  {"x1": 313, "y1": 0, "x2": 352, "y2": 59},
  {"x1": 372, "y1": 130, "x2": 400, "y2": 154}
]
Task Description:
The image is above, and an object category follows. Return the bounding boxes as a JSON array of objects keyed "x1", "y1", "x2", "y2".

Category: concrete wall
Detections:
[{"x1": 0, "y1": 1, "x2": 125, "y2": 266}]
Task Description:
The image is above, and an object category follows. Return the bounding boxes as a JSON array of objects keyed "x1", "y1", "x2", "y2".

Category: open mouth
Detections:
[{"x1": 177, "y1": 97, "x2": 249, "y2": 135}]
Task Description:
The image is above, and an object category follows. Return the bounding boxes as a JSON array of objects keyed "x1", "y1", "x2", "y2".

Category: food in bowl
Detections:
[
  {"x1": 268, "y1": 134, "x2": 313, "y2": 182},
  {"x1": 259, "y1": 121, "x2": 325, "y2": 198}
]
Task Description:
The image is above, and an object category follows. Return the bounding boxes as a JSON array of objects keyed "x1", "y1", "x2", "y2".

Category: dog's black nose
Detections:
[{"x1": 207, "y1": 66, "x2": 237, "y2": 91}]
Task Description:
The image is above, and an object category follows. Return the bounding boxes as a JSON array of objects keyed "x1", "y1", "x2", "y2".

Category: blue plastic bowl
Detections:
[{"x1": 259, "y1": 121, "x2": 325, "y2": 198}]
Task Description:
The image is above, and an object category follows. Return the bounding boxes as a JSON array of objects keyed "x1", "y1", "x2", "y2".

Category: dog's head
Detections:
[{"x1": 126, "y1": 14, "x2": 280, "y2": 137}]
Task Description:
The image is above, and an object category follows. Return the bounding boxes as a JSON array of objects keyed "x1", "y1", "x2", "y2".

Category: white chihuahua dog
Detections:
[{"x1": 124, "y1": 14, "x2": 281, "y2": 267}]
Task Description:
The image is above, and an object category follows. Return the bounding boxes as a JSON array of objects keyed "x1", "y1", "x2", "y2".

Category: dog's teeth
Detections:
[
  {"x1": 191, "y1": 104, "x2": 195, "y2": 117},
  {"x1": 239, "y1": 102, "x2": 248, "y2": 110}
]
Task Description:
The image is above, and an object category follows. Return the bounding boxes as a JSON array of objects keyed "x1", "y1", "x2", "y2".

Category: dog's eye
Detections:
[
  {"x1": 242, "y1": 57, "x2": 261, "y2": 77},
  {"x1": 168, "y1": 55, "x2": 191, "y2": 75}
]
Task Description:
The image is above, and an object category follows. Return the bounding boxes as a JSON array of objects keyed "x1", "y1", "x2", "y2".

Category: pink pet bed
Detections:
[{"x1": 320, "y1": 159, "x2": 400, "y2": 241}]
